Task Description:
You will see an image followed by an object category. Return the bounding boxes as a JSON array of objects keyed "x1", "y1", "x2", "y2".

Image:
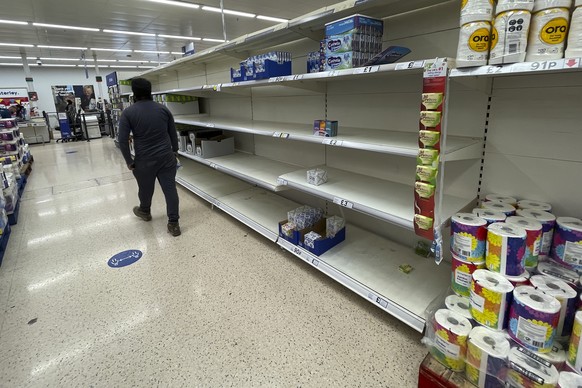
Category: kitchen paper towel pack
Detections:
[
  {"x1": 566, "y1": 5, "x2": 582, "y2": 58},
  {"x1": 431, "y1": 309, "x2": 473, "y2": 372},
  {"x1": 530, "y1": 275, "x2": 577, "y2": 338},
  {"x1": 518, "y1": 200, "x2": 553, "y2": 213},
  {"x1": 473, "y1": 208, "x2": 507, "y2": 225},
  {"x1": 507, "y1": 216, "x2": 543, "y2": 268},
  {"x1": 489, "y1": 10, "x2": 532, "y2": 65},
  {"x1": 497, "y1": 0, "x2": 535, "y2": 12},
  {"x1": 465, "y1": 326, "x2": 510, "y2": 388},
  {"x1": 487, "y1": 222, "x2": 527, "y2": 276},
  {"x1": 451, "y1": 213, "x2": 487, "y2": 262},
  {"x1": 558, "y1": 372, "x2": 582, "y2": 388},
  {"x1": 552, "y1": 217, "x2": 582, "y2": 272},
  {"x1": 461, "y1": 0, "x2": 496, "y2": 25},
  {"x1": 457, "y1": 21, "x2": 492, "y2": 67},
  {"x1": 485, "y1": 194, "x2": 517, "y2": 206},
  {"x1": 508, "y1": 347, "x2": 559, "y2": 387},
  {"x1": 518, "y1": 209, "x2": 556, "y2": 259},
  {"x1": 482, "y1": 201, "x2": 517, "y2": 216},
  {"x1": 536, "y1": 261, "x2": 580, "y2": 289},
  {"x1": 452, "y1": 255, "x2": 486, "y2": 297},
  {"x1": 567, "y1": 311, "x2": 582, "y2": 374},
  {"x1": 470, "y1": 269, "x2": 514, "y2": 330},
  {"x1": 526, "y1": 7, "x2": 571, "y2": 62},
  {"x1": 508, "y1": 286, "x2": 561, "y2": 353},
  {"x1": 446, "y1": 294, "x2": 473, "y2": 321}
]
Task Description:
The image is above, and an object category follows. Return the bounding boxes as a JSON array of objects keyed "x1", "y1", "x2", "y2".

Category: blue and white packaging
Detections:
[
  {"x1": 324, "y1": 52, "x2": 371, "y2": 70},
  {"x1": 304, "y1": 231, "x2": 322, "y2": 249},
  {"x1": 325, "y1": 14, "x2": 384, "y2": 37}
]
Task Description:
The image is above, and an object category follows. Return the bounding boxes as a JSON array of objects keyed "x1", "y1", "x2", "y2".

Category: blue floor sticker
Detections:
[{"x1": 108, "y1": 250, "x2": 143, "y2": 268}]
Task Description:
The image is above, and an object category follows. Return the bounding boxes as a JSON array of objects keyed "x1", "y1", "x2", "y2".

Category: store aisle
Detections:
[{"x1": 0, "y1": 139, "x2": 425, "y2": 387}]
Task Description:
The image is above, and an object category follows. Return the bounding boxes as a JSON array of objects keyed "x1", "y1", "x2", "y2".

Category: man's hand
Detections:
[{"x1": 128, "y1": 163, "x2": 135, "y2": 171}]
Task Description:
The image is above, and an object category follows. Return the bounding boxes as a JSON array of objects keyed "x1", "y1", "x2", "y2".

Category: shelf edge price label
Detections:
[
  {"x1": 276, "y1": 178, "x2": 288, "y2": 186},
  {"x1": 293, "y1": 247, "x2": 302, "y2": 256},
  {"x1": 312, "y1": 258, "x2": 320, "y2": 267},
  {"x1": 395, "y1": 60, "x2": 425, "y2": 71},
  {"x1": 285, "y1": 74, "x2": 304, "y2": 81},
  {"x1": 322, "y1": 138, "x2": 343, "y2": 146},
  {"x1": 376, "y1": 297, "x2": 389, "y2": 309},
  {"x1": 269, "y1": 76, "x2": 285, "y2": 83},
  {"x1": 273, "y1": 132, "x2": 290, "y2": 139},
  {"x1": 206, "y1": 123, "x2": 215, "y2": 128},
  {"x1": 209, "y1": 163, "x2": 217, "y2": 169},
  {"x1": 354, "y1": 65, "x2": 380, "y2": 74},
  {"x1": 328, "y1": 70, "x2": 339, "y2": 77},
  {"x1": 333, "y1": 197, "x2": 354, "y2": 209}
]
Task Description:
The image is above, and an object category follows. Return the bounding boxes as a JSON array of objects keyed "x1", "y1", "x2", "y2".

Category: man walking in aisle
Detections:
[{"x1": 118, "y1": 78, "x2": 181, "y2": 236}]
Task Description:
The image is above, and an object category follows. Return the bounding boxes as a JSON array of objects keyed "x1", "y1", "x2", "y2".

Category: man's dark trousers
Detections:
[{"x1": 132, "y1": 153, "x2": 179, "y2": 223}]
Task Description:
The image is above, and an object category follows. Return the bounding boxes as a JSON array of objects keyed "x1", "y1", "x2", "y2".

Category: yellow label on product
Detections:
[
  {"x1": 422, "y1": 93, "x2": 444, "y2": 110},
  {"x1": 490, "y1": 26, "x2": 499, "y2": 51},
  {"x1": 418, "y1": 149, "x2": 440, "y2": 166},
  {"x1": 420, "y1": 111, "x2": 442, "y2": 128},
  {"x1": 419, "y1": 130, "x2": 441, "y2": 147},
  {"x1": 415, "y1": 182, "x2": 435, "y2": 199},
  {"x1": 414, "y1": 214, "x2": 434, "y2": 231},
  {"x1": 541, "y1": 17, "x2": 569, "y2": 45},
  {"x1": 469, "y1": 28, "x2": 491, "y2": 52},
  {"x1": 416, "y1": 165, "x2": 438, "y2": 183},
  {"x1": 461, "y1": 0, "x2": 468, "y2": 9}
]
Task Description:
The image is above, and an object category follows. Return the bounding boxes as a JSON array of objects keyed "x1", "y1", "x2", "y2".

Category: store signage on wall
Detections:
[
  {"x1": 0, "y1": 88, "x2": 30, "y2": 106},
  {"x1": 28, "y1": 92, "x2": 38, "y2": 101},
  {"x1": 25, "y1": 77, "x2": 33, "y2": 82},
  {"x1": 107, "y1": 250, "x2": 143, "y2": 268},
  {"x1": 51, "y1": 84, "x2": 96, "y2": 113}
]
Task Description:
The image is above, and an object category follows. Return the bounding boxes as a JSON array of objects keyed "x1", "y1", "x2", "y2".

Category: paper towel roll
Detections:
[
  {"x1": 566, "y1": 6, "x2": 582, "y2": 62},
  {"x1": 533, "y1": 0, "x2": 573, "y2": 12},
  {"x1": 504, "y1": 270, "x2": 531, "y2": 287},
  {"x1": 482, "y1": 201, "x2": 517, "y2": 216},
  {"x1": 538, "y1": 342, "x2": 567, "y2": 370},
  {"x1": 558, "y1": 371, "x2": 582, "y2": 388},
  {"x1": 446, "y1": 294, "x2": 474, "y2": 321},
  {"x1": 530, "y1": 275, "x2": 577, "y2": 338},
  {"x1": 473, "y1": 208, "x2": 507, "y2": 225},
  {"x1": 508, "y1": 347, "x2": 560, "y2": 387},
  {"x1": 536, "y1": 260, "x2": 580, "y2": 288},
  {"x1": 487, "y1": 222, "x2": 527, "y2": 276},
  {"x1": 485, "y1": 193, "x2": 518, "y2": 205},
  {"x1": 431, "y1": 309, "x2": 473, "y2": 372},
  {"x1": 457, "y1": 21, "x2": 492, "y2": 67},
  {"x1": 470, "y1": 269, "x2": 514, "y2": 330},
  {"x1": 465, "y1": 326, "x2": 511, "y2": 387},
  {"x1": 490, "y1": 10, "x2": 532, "y2": 64},
  {"x1": 567, "y1": 311, "x2": 582, "y2": 373},
  {"x1": 552, "y1": 217, "x2": 582, "y2": 272},
  {"x1": 526, "y1": 7, "x2": 570, "y2": 62},
  {"x1": 507, "y1": 216, "x2": 543, "y2": 268},
  {"x1": 461, "y1": 0, "x2": 496, "y2": 25},
  {"x1": 518, "y1": 200, "x2": 553, "y2": 212},
  {"x1": 508, "y1": 285, "x2": 561, "y2": 352},
  {"x1": 451, "y1": 213, "x2": 488, "y2": 262},
  {"x1": 497, "y1": 0, "x2": 535, "y2": 12},
  {"x1": 452, "y1": 255, "x2": 486, "y2": 297},
  {"x1": 518, "y1": 209, "x2": 556, "y2": 259}
]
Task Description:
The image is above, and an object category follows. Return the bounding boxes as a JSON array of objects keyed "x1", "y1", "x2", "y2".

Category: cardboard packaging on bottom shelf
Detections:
[{"x1": 278, "y1": 213, "x2": 346, "y2": 256}]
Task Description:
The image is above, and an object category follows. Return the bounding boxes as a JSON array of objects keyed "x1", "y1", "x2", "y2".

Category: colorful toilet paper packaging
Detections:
[
  {"x1": 536, "y1": 261, "x2": 580, "y2": 290},
  {"x1": 507, "y1": 216, "x2": 543, "y2": 269},
  {"x1": 473, "y1": 208, "x2": 507, "y2": 225},
  {"x1": 538, "y1": 341, "x2": 567, "y2": 371},
  {"x1": 518, "y1": 209, "x2": 556, "y2": 259},
  {"x1": 445, "y1": 294, "x2": 473, "y2": 321},
  {"x1": 482, "y1": 201, "x2": 517, "y2": 216},
  {"x1": 552, "y1": 217, "x2": 582, "y2": 272},
  {"x1": 518, "y1": 200, "x2": 553, "y2": 213},
  {"x1": 508, "y1": 286, "x2": 561, "y2": 353},
  {"x1": 567, "y1": 311, "x2": 582, "y2": 374},
  {"x1": 465, "y1": 326, "x2": 510, "y2": 387},
  {"x1": 470, "y1": 269, "x2": 514, "y2": 330},
  {"x1": 530, "y1": 275, "x2": 577, "y2": 338},
  {"x1": 452, "y1": 256, "x2": 486, "y2": 298},
  {"x1": 504, "y1": 270, "x2": 531, "y2": 287},
  {"x1": 508, "y1": 347, "x2": 560, "y2": 388},
  {"x1": 431, "y1": 309, "x2": 473, "y2": 372},
  {"x1": 487, "y1": 222, "x2": 527, "y2": 276},
  {"x1": 451, "y1": 213, "x2": 487, "y2": 262}
]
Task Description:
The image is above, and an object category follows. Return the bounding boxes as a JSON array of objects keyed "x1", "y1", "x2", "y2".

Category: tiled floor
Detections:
[{"x1": 0, "y1": 138, "x2": 426, "y2": 387}]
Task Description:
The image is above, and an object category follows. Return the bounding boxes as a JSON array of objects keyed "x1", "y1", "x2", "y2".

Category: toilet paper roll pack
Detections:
[
  {"x1": 567, "y1": 311, "x2": 582, "y2": 373},
  {"x1": 451, "y1": 213, "x2": 488, "y2": 262},
  {"x1": 526, "y1": 7, "x2": 570, "y2": 62},
  {"x1": 457, "y1": 21, "x2": 492, "y2": 67},
  {"x1": 507, "y1": 347, "x2": 560, "y2": 387},
  {"x1": 518, "y1": 209, "x2": 556, "y2": 259},
  {"x1": 552, "y1": 218, "x2": 582, "y2": 272},
  {"x1": 533, "y1": 0, "x2": 573, "y2": 12},
  {"x1": 470, "y1": 269, "x2": 514, "y2": 330},
  {"x1": 473, "y1": 208, "x2": 507, "y2": 225},
  {"x1": 536, "y1": 261, "x2": 580, "y2": 290},
  {"x1": 485, "y1": 193, "x2": 518, "y2": 206},
  {"x1": 558, "y1": 371, "x2": 582, "y2": 388},
  {"x1": 487, "y1": 222, "x2": 527, "y2": 276},
  {"x1": 465, "y1": 326, "x2": 511, "y2": 387},
  {"x1": 538, "y1": 341, "x2": 567, "y2": 370},
  {"x1": 461, "y1": 0, "x2": 496, "y2": 25},
  {"x1": 482, "y1": 201, "x2": 517, "y2": 216},
  {"x1": 489, "y1": 10, "x2": 532, "y2": 65},
  {"x1": 431, "y1": 309, "x2": 473, "y2": 372},
  {"x1": 497, "y1": 0, "x2": 535, "y2": 12},
  {"x1": 508, "y1": 286, "x2": 561, "y2": 353},
  {"x1": 445, "y1": 294, "x2": 473, "y2": 321},
  {"x1": 518, "y1": 200, "x2": 553, "y2": 213},
  {"x1": 504, "y1": 270, "x2": 531, "y2": 287},
  {"x1": 507, "y1": 216, "x2": 543, "y2": 268},
  {"x1": 566, "y1": 5, "x2": 582, "y2": 58},
  {"x1": 530, "y1": 275, "x2": 577, "y2": 338},
  {"x1": 452, "y1": 255, "x2": 486, "y2": 297}
]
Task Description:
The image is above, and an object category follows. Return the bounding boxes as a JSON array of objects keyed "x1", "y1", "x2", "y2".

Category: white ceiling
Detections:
[{"x1": 0, "y1": 0, "x2": 338, "y2": 66}]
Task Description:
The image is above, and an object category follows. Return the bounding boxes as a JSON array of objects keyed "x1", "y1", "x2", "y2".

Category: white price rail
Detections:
[
  {"x1": 353, "y1": 65, "x2": 380, "y2": 74},
  {"x1": 395, "y1": 60, "x2": 426, "y2": 71},
  {"x1": 450, "y1": 58, "x2": 582, "y2": 78},
  {"x1": 333, "y1": 197, "x2": 354, "y2": 209},
  {"x1": 322, "y1": 138, "x2": 343, "y2": 146}
]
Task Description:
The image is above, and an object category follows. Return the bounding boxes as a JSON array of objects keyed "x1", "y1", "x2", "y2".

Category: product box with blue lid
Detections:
[{"x1": 325, "y1": 14, "x2": 384, "y2": 37}]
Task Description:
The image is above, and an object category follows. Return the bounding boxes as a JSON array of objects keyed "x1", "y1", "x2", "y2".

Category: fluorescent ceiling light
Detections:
[
  {"x1": 202, "y1": 38, "x2": 225, "y2": 43},
  {"x1": 0, "y1": 56, "x2": 22, "y2": 59},
  {"x1": 33, "y1": 22, "x2": 100, "y2": 32},
  {"x1": 158, "y1": 34, "x2": 201, "y2": 41},
  {"x1": 117, "y1": 60, "x2": 150, "y2": 63},
  {"x1": 96, "y1": 59, "x2": 117, "y2": 62},
  {"x1": 138, "y1": 66, "x2": 156, "y2": 68},
  {"x1": 146, "y1": 0, "x2": 199, "y2": 9},
  {"x1": 0, "y1": 19, "x2": 28, "y2": 25},
  {"x1": 170, "y1": 52, "x2": 183, "y2": 55},
  {"x1": 38, "y1": 64, "x2": 78, "y2": 67},
  {"x1": 103, "y1": 29, "x2": 156, "y2": 37},
  {"x1": 257, "y1": 15, "x2": 288, "y2": 23},
  {"x1": 0, "y1": 42, "x2": 34, "y2": 47},
  {"x1": 201, "y1": 6, "x2": 255, "y2": 18},
  {"x1": 110, "y1": 65, "x2": 140, "y2": 68},
  {"x1": 91, "y1": 47, "x2": 133, "y2": 52},
  {"x1": 37, "y1": 45, "x2": 87, "y2": 50},
  {"x1": 134, "y1": 50, "x2": 169, "y2": 54},
  {"x1": 39, "y1": 57, "x2": 80, "y2": 61},
  {"x1": 0, "y1": 63, "x2": 22, "y2": 66}
]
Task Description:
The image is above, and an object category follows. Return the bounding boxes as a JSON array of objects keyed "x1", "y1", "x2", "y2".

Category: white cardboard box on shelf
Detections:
[{"x1": 196, "y1": 136, "x2": 235, "y2": 159}]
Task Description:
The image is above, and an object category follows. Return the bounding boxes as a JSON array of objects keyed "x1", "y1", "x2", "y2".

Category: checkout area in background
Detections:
[{"x1": 0, "y1": 88, "x2": 50, "y2": 145}]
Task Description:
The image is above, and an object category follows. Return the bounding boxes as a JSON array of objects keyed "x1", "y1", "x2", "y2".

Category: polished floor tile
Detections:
[{"x1": 0, "y1": 138, "x2": 425, "y2": 387}]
